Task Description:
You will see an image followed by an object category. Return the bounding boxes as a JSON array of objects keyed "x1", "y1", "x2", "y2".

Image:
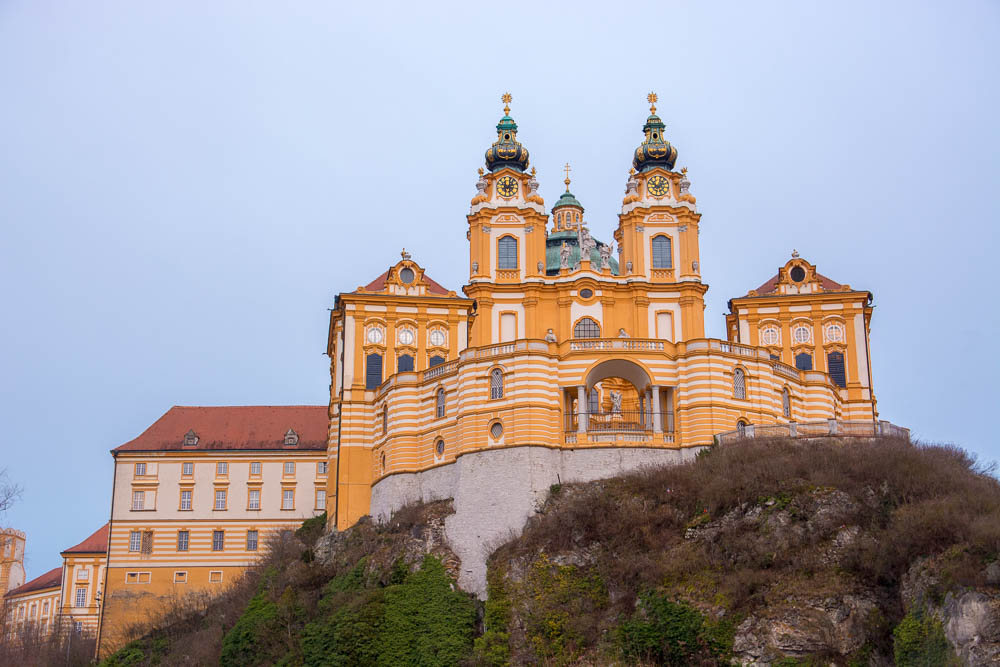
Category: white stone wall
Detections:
[{"x1": 370, "y1": 444, "x2": 703, "y2": 597}]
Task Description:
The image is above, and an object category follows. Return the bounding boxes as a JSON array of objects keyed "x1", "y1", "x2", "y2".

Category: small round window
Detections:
[
  {"x1": 490, "y1": 422, "x2": 504, "y2": 440},
  {"x1": 652, "y1": 132, "x2": 659, "y2": 139},
  {"x1": 399, "y1": 268, "x2": 415, "y2": 284},
  {"x1": 789, "y1": 266, "x2": 806, "y2": 282},
  {"x1": 579, "y1": 288, "x2": 593, "y2": 299},
  {"x1": 504, "y1": 133, "x2": 510, "y2": 140},
  {"x1": 435, "y1": 439, "x2": 445, "y2": 456}
]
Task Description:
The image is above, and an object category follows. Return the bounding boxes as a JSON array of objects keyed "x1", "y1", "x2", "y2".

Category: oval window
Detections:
[
  {"x1": 579, "y1": 288, "x2": 593, "y2": 299},
  {"x1": 399, "y1": 268, "x2": 415, "y2": 284},
  {"x1": 789, "y1": 266, "x2": 806, "y2": 282},
  {"x1": 435, "y1": 439, "x2": 445, "y2": 456},
  {"x1": 490, "y1": 422, "x2": 504, "y2": 440}
]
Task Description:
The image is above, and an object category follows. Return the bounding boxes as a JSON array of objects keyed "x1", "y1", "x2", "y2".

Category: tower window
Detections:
[
  {"x1": 397, "y1": 354, "x2": 414, "y2": 373},
  {"x1": 828, "y1": 351, "x2": 847, "y2": 387},
  {"x1": 366, "y1": 353, "x2": 383, "y2": 389},
  {"x1": 651, "y1": 235, "x2": 673, "y2": 269},
  {"x1": 490, "y1": 368, "x2": 504, "y2": 400},
  {"x1": 436, "y1": 388, "x2": 446, "y2": 418},
  {"x1": 498, "y1": 236, "x2": 518, "y2": 269},
  {"x1": 733, "y1": 368, "x2": 746, "y2": 399},
  {"x1": 573, "y1": 317, "x2": 601, "y2": 338},
  {"x1": 782, "y1": 387, "x2": 791, "y2": 418},
  {"x1": 795, "y1": 353, "x2": 813, "y2": 371}
]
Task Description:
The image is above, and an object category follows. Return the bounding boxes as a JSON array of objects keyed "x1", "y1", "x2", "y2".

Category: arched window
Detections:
[
  {"x1": 436, "y1": 388, "x2": 446, "y2": 418},
  {"x1": 489, "y1": 368, "x2": 504, "y2": 400},
  {"x1": 428, "y1": 355, "x2": 445, "y2": 368},
  {"x1": 782, "y1": 387, "x2": 791, "y2": 418},
  {"x1": 795, "y1": 352, "x2": 813, "y2": 371},
  {"x1": 737, "y1": 420, "x2": 747, "y2": 437},
  {"x1": 498, "y1": 236, "x2": 518, "y2": 269},
  {"x1": 365, "y1": 353, "x2": 383, "y2": 390},
  {"x1": 382, "y1": 405, "x2": 387, "y2": 434},
  {"x1": 397, "y1": 354, "x2": 414, "y2": 373},
  {"x1": 573, "y1": 317, "x2": 601, "y2": 338},
  {"x1": 733, "y1": 367, "x2": 746, "y2": 399},
  {"x1": 588, "y1": 388, "x2": 600, "y2": 414},
  {"x1": 651, "y1": 235, "x2": 672, "y2": 269},
  {"x1": 827, "y1": 351, "x2": 846, "y2": 387}
]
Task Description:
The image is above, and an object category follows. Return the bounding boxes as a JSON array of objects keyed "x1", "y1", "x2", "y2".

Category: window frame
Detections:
[
  {"x1": 281, "y1": 488, "x2": 295, "y2": 510},
  {"x1": 489, "y1": 368, "x2": 504, "y2": 400},
  {"x1": 497, "y1": 235, "x2": 518, "y2": 270},
  {"x1": 366, "y1": 352, "x2": 383, "y2": 390},
  {"x1": 315, "y1": 488, "x2": 326, "y2": 510},
  {"x1": 248, "y1": 488, "x2": 261, "y2": 511},
  {"x1": 214, "y1": 489, "x2": 227, "y2": 511},
  {"x1": 246, "y1": 529, "x2": 259, "y2": 552},
  {"x1": 181, "y1": 461, "x2": 193, "y2": 477},
  {"x1": 733, "y1": 367, "x2": 747, "y2": 400},
  {"x1": 128, "y1": 531, "x2": 141, "y2": 553},
  {"x1": 177, "y1": 530, "x2": 189, "y2": 552},
  {"x1": 134, "y1": 462, "x2": 146, "y2": 477},
  {"x1": 572, "y1": 317, "x2": 601, "y2": 339},
  {"x1": 216, "y1": 461, "x2": 228, "y2": 477},
  {"x1": 651, "y1": 234, "x2": 673, "y2": 269},
  {"x1": 435, "y1": 387, "x2": 446, "y2": 418},
  {"x1": 211, "y1": 530, "x2": 225, "y2": 552},
  {"x1": 179, "y1": 489, "x2": 192, "y2": 511},
  {"x1": 132, "y1": 490, "x2": 145, "y2": 511},
  {"x1": 74, "y1": 587, "x2": 87, "y2": 608},
  {"x1": 250, "y1": 461, "x2": 262, "y2": 477}
]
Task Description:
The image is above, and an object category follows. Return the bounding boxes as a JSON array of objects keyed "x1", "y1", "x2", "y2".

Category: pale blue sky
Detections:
[{"x1": 1, "y1": 1, "x2": 997, "y2": 576}]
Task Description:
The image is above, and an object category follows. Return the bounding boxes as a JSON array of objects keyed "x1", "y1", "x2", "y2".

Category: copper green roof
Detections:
[
  {"x1": 552, "y1": 190, "x2": 583, "y2": 211},
  {"x1": 544, "y1": 230, "x2": 619, "y2": 276}
]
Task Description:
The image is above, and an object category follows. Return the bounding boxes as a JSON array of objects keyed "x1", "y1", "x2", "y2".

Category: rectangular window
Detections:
[
  {"x1": 174, "y1": 571, "x2": 187, "y2": 584},
  {"x1": 182, "y1": 462, "x2": 193, "y2": 476},
  {"x1": 246, "y1": 530, "x2": 258, "y2": 551},
  {"x1": 651, "y1": 235, "x2": 673, "y2": 269},
  {"x1": 76, "y1": 567, "x2": 89, "y2": 581},
  {"x1": 250, "y1": 461, "x2": 262, "y2": 477},
  {"x1": 212, "y1": 530, "x2": 224, "y2": 551},
  {"x1": 177, "y1": 530, "x2": 189, "y2": 551},
  {"x1": 42, "y1": 601, "x2": 49, "y2": 615},
  {"x1": 656, "y1": 311, "x2": 674, "y2": 342},
  {"x1": 132, "y1": 490, "x2": 144, "y2": 511},
  {"x1": 74, "y1": 588, "x2": 87, "y2": 607},
  {"x1": 248, "y1": 489, "x2": 260, "y2": 510},
  {"x1": 315, "y1": 489, "x2": 326, "y2": 510},
  {"x1": 29, "y1": 603, "x2": 36, "y2": 618},
  {"x1": 317, "y1": 461, "x2": 328, "y2": 475},
  {"x1": 214, "y1": 489, "x2": 227, "y2": 510},
  {"x1": 140, "y1": 530, "x2": 153, "y2": 555},
  {"x1": 282, "y1": 489, "x2": 294, "y2": 510},
  {"x1": 499, "y1": 312, "x2": 516, "y2": 343},
  {"x1": 134, "y1": 462, "x2": 146, "y2": 477},
  {"x1": 497, "y1": 236, "x2": 518, "y2": 269},
  {"x1": 283, "y1": 461, "x2": 295, "y2": 476},
  {"x1": 209, "y1": 570, "x2": 223, "y2": 583},
  {"x1": 216, "y1": 461, "x2": 228, "y2": 477},
  {"x1": 125, "y1": 572, "x2": 151, "y2": 584},
  {"x1": 74, "y1": 621, "x2": 83, "y2": 633},
  {"x1": 365, "y1": 352, "x2": 383, "y2": 390},
  {"x1": 180, "y1": 490, "x2": 192, "y2": 511},
  {"x1": 129, "y1": 531, "x2": 141, "y2": 552}
]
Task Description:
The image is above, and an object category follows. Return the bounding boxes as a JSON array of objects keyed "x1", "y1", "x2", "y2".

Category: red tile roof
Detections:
[
  {"x1": 5, "y1": 567, "x2": 61, "y2": 598},
  {"x1": 62, "y1": 523, "x2": 109, "y2": 555},
  {"x1": 361, "y1": 270, "x2": 451, "y2": 295},
  {"x1": 113, "y1": 406, "x2": 328, "y2": 453},
  {"x1": 754, "y1": 272, "x2": 844, "y2": 295}
]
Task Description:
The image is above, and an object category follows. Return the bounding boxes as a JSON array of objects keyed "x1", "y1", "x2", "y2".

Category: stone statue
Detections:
[
  {"x1": 559, "y1": 242, "x2": 570, "y2": 269},
  {"x1": 618, "y1": 328, "x2": 630, "y2": 338},
  {"x1": 610, "y1": 390, "x2": 623, "y2": 415},
  {"x1": 545, "y1": 328, "x2": 557, "y2": 342},
  {"x1": 579, "y1": 225, "x2": 597, "y2": 259},
  {"x1": 599, "y1": 243, "x2": 612, "y2": 269}
]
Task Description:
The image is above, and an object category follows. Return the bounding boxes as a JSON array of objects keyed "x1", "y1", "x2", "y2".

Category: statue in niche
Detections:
[
  {"x1": 559, "y1": 242, "x2": 570, "y2": 269},
  {"x1": 610, "y1": 390, "x2": 623, "y2": 415},
  {"x1": 545, "y1": 328, "x2": 557, "y2": 342}
]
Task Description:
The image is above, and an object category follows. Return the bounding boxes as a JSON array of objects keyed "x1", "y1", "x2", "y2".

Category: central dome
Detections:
[{"x1": 485, "y1": 93, "x2": 530, "y2": 172}]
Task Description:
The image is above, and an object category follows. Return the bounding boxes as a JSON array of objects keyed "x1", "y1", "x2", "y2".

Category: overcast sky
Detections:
[{"x1": 1, "y1": 1, "x2": 997, "y2": 576}]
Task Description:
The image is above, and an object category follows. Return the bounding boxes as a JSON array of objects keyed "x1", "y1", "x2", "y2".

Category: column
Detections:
[
  {"x1": 651, "y1": 385, "x2": 662, "y2": 432},
  {"x1": 666, "y1": 387, "x2": 675, "y2": 433},
  {"x1": 577, "y1": 385, "x2": 587, "y2": 433},
  {"x1": 645, "y1": 388, "x2": 653, "y2": 429}
]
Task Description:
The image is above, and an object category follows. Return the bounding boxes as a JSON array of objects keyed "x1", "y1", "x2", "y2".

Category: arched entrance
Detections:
[{"x1": 564, "y1": 359, "x2": 675, "y2": 440}]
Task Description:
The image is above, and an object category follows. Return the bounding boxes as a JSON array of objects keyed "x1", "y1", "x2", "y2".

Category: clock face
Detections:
[
  {"x1": 496, "y1": 175, "x2": 518, "y2": 198},
  {"x1": 397, "y1": 328, "x2": 415, "y2": 346},
  {"x1": 366, "y1": 327, "x2": 384, "y2": 345},
  {"x1": 429, "y1": 329, "x2": 446, "y2": 347},
  {"x1": 647, "y1": 175, "x2": 669, "y2": 197}
]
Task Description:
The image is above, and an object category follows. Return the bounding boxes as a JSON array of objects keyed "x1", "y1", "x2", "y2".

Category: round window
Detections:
[
  {"x1": 652, "y1": 132, "x2": 659, "y2": 139},
  {"x1": 504, "y1": 133, "x2": 510, "y2": 140},
  {"x1": 760, "y1": 327, "x2": 779, "y2": 346},
  {"x1": 366, "y1": 327, "x2": 384, "y2": 345},
  {"x1": 789, "y1": 266, "x2": 806, "y2": 282},
  {"x1": 435, "y1": 439, "x2": 445, "y2": 456},
  {"x1": 429, "y1": 329, "x2": 446, "y2": 347},
  {"x1": 826, "y1": 323, "x2": 845, "y2": 343},
  {"x1": 579, "y1": 288, "x2": 593, "y2": 299},
  {"x1": 490, "y1": 422, "x2": 504, "y2": 440},
  {"x1": 397, "y1": 328, "x2": 415, "y2": 346},
  {"x1": 399, "y1": 268, "x2": 415, "y2": 284},
  {"x1": 793, "y1": 325, "x2": 811, "y2": 344}
]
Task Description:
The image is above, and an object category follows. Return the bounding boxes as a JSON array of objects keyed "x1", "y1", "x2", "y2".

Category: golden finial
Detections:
[
  {"x1": 401, "y1": 248, "x2": 411, "y2": 260},
  {"x1": 531, "y1": 166, "x2": 536, "y2": 177},
  {"x1": 647, "y1": 91, "x2": 658, "y2": 114},
  {"x1": 478, "y1": 167, "x2": 484, "y2": 177},
  {"x1": 563, "y1": 163, "x2": 572, "y2": 192},
  {"x1": 629, "y1": 167, "x2": 636, "y2": 176},
  {"x1": 681, "y1": 167, "x2": 688, "y2": 176},
  {"x1": 501, "y1": 92, "x2": 512, "y2": 115}
]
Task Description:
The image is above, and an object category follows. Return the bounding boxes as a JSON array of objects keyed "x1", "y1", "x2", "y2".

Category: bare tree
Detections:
[{"x1": 0, "y1": 468, "x2": 22, "y2": 516}]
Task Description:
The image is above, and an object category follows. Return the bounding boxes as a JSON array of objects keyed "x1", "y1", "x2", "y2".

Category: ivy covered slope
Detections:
[
  {"x1": 101, "y1": 436, "x2": 1000, "y2": 666},
  {"x1": 483, "y1": 436, "x2": 1000, "y2": 666}
]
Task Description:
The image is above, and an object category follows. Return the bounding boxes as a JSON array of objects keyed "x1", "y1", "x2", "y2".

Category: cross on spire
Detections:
[
  {"x1": 501, "y1": 92, "x2": 512, "y2": 115},
  {"x1": 563, "y1": 163, "x2": 571, "y2": 192},
  {"x1": 647, "y1": 91, "x2": 658, "y2": 114}
]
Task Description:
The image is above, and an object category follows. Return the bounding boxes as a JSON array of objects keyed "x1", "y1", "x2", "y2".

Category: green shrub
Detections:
[
  {"x1": 300, "y1": 589, "x2": 385, "y2": 666},
  {"x1": 616, "y1": 591, "x2": 732, "y2": 666},
  {"x1": 377, "y1": 555, "x2": 478, "y2": 666},
  {"x1": 219, "y1": 590, "x2": 280, "y2": 666},
  {"x1": 474, "y1": 565, "x2": 512, "y2": 666},
  {"x1": 893, "y1": 606, "x2": 959, "y2": 667}
]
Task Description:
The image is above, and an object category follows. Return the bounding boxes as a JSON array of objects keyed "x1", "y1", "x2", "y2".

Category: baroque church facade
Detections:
[{"x1": 323, "y1": 94, "x2": 899, "y2": 591}]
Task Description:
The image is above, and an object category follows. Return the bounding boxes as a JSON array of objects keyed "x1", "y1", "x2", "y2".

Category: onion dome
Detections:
[
  {"x1": 485, "y1": 93, "x2": 530, "y2": 172},
  {"x1": 632, "y1": 92, "x2": 678, "y2": 173}
]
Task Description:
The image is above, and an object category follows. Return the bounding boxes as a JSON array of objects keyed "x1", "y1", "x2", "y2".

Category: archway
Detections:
[{"x1": 564, "y1": 359, "x2": 672, "y2": 436}]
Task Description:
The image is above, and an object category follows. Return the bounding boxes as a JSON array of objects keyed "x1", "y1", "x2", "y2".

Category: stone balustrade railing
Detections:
[{"x1": 715, "y1": 420, "x2": 910, "y2": 445}]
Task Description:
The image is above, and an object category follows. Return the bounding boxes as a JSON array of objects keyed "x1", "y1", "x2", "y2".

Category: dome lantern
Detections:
[
  {"x1": 485, "y1": 93, "x2": 530, "y2": 173},
  {"x1": 551, "y1": 163, "x2": 584, "y2": 231},
  {"x1": 632, "y1": 92, "x2": 678, "y2": 173}
]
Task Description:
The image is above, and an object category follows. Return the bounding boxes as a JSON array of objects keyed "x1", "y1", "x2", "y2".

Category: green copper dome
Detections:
[
  {"x1": 632, "y1": 94, "x2": 678, "y2": 172},
  {"x1": 485, "y1": 94, "x2": 530, "y2": 173},
  {"x1": 552, "y1": 190, "x2": 583, "y2": 211}
]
